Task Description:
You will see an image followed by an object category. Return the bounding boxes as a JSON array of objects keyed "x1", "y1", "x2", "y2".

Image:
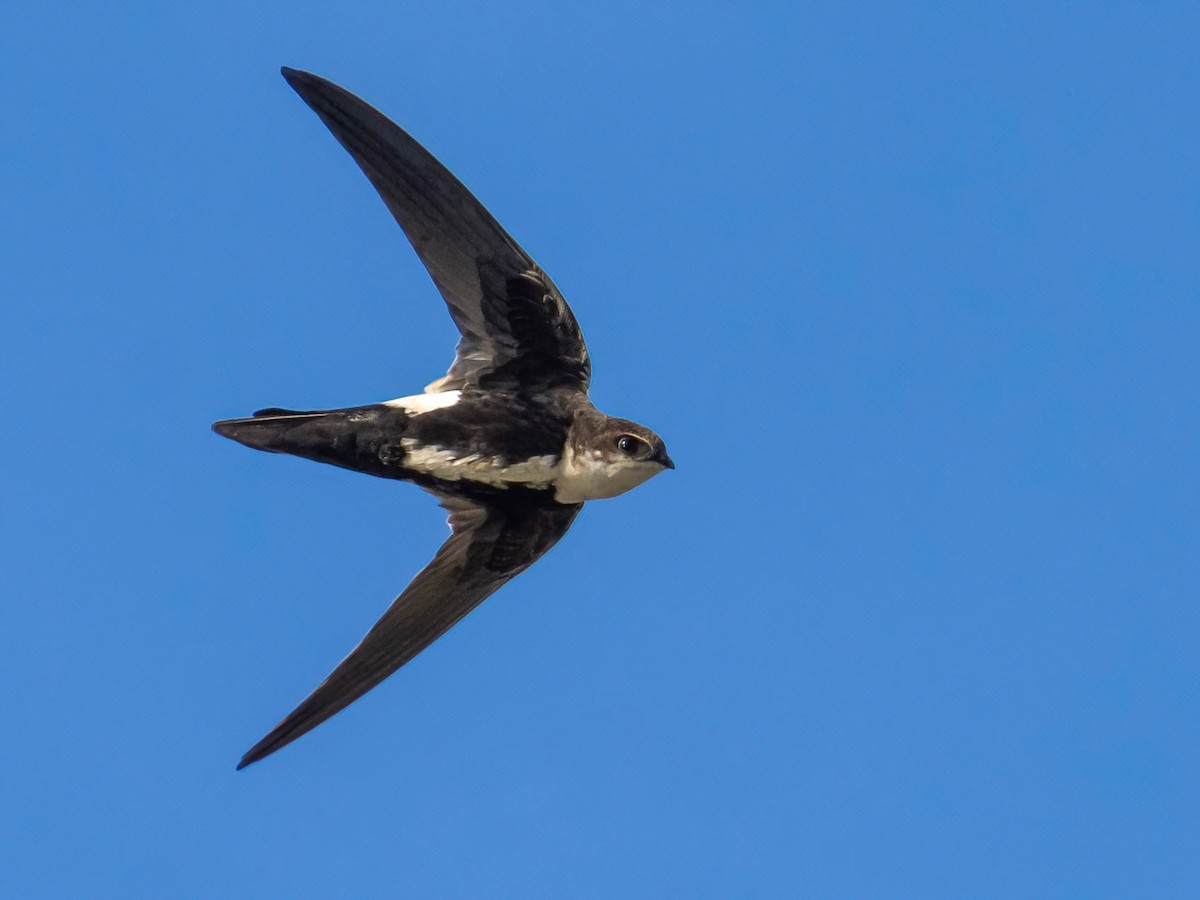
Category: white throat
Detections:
[{"x1": 554, "y1": 444, "x2": 658, "y2": 504}]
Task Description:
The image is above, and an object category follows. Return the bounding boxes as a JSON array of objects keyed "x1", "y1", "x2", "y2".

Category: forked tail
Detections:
[{"x1": 211, "y1": 406, "x2": 406, "y2": 479}]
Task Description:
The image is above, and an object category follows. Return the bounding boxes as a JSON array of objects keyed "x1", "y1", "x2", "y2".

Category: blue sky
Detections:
[{"x1": 3, "y1": 2, "x2": 1197, "y2": 895}]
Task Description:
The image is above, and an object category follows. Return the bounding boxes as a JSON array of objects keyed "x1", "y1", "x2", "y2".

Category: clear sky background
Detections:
[{"x1": 3, "y1": 2, "x2": 1197, "y2": 896}]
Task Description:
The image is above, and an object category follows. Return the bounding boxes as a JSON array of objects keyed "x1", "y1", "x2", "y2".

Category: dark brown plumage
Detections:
[{"x1": 215, "y1": 68, "x2": 671, "y2": 768}]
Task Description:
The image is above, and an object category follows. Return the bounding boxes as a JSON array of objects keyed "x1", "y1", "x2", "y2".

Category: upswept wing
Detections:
[
  {"x1": 281, "y1": 67, "x2": 591, "y2": 393},
  {"x1": 238, "y1": 495, "x2": 582, "y2": 769}
]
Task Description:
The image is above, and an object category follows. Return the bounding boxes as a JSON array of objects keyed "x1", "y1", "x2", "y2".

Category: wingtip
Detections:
[
  {"x1": 280, "y1": 66, "x2": 319, "y2": 92},
  {"x1": 237, "y1": 739, "x2": 271, "y2": 770},
  {"x1": 280, "y1": 66, "x2": 312, "y2": 94}
]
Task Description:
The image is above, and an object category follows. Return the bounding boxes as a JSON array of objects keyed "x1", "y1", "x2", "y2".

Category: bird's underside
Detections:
[{"x1": 213, "y1": 67, "x2": 670, "y2": 769}]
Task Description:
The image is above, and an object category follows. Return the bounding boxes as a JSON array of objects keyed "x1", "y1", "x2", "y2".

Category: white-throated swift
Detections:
[{"x1": 215, "y1": 68, "x2": 673, "y2": 769}]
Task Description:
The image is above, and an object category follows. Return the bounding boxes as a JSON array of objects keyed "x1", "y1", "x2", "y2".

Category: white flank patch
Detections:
[
  {"x1": 555, "y1": 445, "x2": 660, "y2": 503},
  {"x1": 383, "y1": 390, "x2": 462, "y2": 414},
  {"x1": 400, "y1": 439, "x2": 560, "y2": 487}
]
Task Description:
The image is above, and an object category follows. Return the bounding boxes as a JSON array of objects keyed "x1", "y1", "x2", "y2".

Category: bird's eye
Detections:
[{"x1": 616, "y1": 435, "x2": 642, "y2": 455}]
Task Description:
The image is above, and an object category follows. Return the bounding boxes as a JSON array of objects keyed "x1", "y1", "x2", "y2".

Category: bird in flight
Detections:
[{"x1": 214, "y1": 68, "x2": 673, "y2": 769}]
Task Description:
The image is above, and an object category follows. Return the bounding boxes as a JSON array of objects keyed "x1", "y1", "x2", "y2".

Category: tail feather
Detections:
[
  {"x1": 212, "y1": 405, "x2": 406, "y2": 479},
  {"x1": 212, "y1": 410, "x2": 336, "y2": 454},
  {"x1": 253, "y1": 406, "x2": 321, "y2": 418}
]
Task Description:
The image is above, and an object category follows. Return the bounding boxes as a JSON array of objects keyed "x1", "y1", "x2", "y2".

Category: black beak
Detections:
[{"x1": 657, "y1": 451, "x2": 675, "y2": 470}]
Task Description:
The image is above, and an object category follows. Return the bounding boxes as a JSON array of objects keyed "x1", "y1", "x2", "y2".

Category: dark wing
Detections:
[
  {"x1": 281, "y1": 67, "x2": 591, "y2": 393},
  {"x1": 237, "y1": 495, "x2": 582, "y2": 769}
]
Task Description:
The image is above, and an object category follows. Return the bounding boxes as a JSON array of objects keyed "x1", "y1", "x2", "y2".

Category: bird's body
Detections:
[
  {"x1": 216, "y1": 388, "x2": 666, "y2": 504},
  {"x1": 214, "y1": 68, "x2": 672, "y2": 768}
]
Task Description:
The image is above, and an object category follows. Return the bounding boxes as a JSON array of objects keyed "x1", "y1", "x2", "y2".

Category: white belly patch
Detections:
[{"x1": 400, "y1": 439, "x2": 560, "y2": 487}]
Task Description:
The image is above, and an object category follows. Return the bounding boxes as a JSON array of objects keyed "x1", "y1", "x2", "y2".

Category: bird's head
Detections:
[
  {"x1": 601, "y1": 418, "x2": 674, "y2": 472},
  {"x1": 557, "y1": 415, "x2": 673, "y2": 503}
]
